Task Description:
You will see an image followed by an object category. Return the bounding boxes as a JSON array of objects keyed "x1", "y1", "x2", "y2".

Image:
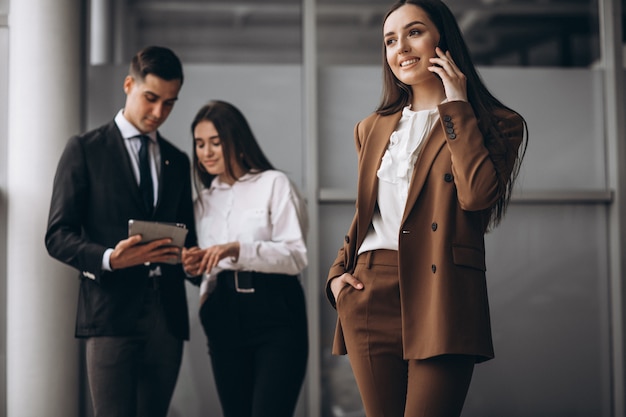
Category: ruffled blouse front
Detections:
[
  {"x1": 358, "y1": 105, "x2": 440, "y2": 254},
  {"x1": 377, "y1": 105, "x2": 440, "y2": 186}
]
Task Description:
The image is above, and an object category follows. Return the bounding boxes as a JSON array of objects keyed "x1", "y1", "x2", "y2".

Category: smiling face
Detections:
[
  {"x1": 383, "y1": 4, "x2": 441, "y2": 88},
  {"x1": 194, "y1": 120, "x2": 227, "y2": 181},
  {"x1": 123, "y1": 73, "x2": 181, "y2": 134},
  {"x1": 194, "y1": 120, "x2": 244, "y2": 185}
]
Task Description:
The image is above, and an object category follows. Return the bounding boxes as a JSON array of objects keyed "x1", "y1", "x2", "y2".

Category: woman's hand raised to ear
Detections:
[{"x1": 429, "y1": 47, "x2": 468, "y2": 103}]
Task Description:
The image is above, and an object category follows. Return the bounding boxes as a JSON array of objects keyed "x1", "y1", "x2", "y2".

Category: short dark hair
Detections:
[
  {"x1": 191, "y1": 100, "x2": 274, "y2": 191},
  {"x1": 129, "y1": 46, "x2": 184, "y2": 84}
]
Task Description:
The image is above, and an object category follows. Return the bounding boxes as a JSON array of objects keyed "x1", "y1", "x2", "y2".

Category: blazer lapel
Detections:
[
  {"x1": 154, "y1": 134, "x2": 170, "y2": 214},
  {"x1": 106, "y1": 122, "x2": 143, "y2": 203},
  {"x1": 108, "y1": 122, "x2": 153, "y2": 215},
  {"x1": 356, "y1": 112, "x2": 402, "y2": 248},
  {"x1": 401, "y1": 121, "x2": 446, "y2": 225}
]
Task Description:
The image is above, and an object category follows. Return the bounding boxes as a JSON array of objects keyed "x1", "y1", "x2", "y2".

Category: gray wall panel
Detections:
[
  {"x1": 319, "y1": 67, "x2": 606, "y2": 194},
  {"x1": 87, "y1": 64, "x2": 303, "y2": 188},
  {"x1": 85, "y1": 61, "x2": 613, "y2": 417},
  {"x1": 0, "y1": 27, "x2": 8, "y2": 417},
  {"x1": 318, "y1": 66, "x2": 611, "y2": 416},
  {"x1": 87, "y1": 64, "x2": 305, "y2": 417},
  {"x1": 465, "y1": 204, "x2": 611, "y2": 416}
]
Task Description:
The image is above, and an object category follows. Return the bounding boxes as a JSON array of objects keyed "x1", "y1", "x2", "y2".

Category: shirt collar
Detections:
[
  {"x1": 403, "y1": 100, "x2": 446, "y2": 117},
  {"x1": 209, "y1": 171, "x2": 263, "y2": 190},
  {"x1": 114, "y1": 109, "x2": 157, "y2": 143}
]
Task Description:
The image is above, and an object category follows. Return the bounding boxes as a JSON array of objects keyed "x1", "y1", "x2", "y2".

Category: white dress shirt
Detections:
[
  {"x1": 101, "y1": 110, "x2": 161, "y2": 272},
  {"x1": 358, "y1": 105, "x2": 440, "y2": 254},
  {"x1": 115, "y1": 109, "x2": 160, "y2": 201},
  {"x1": 195, "y1": 170, "x2": 308, "y2": 297}
]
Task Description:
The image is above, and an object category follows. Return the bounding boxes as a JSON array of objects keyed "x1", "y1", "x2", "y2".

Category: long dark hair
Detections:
[
  {"x1": 378, "y1": 0, "x2": 528, "y2": 227},
  {"x1": 191, "y1": 100, "x2": 274, "y2": 192}
]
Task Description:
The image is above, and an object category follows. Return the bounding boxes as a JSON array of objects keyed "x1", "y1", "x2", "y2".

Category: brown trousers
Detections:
[{"x1": 336, "y1": 249, "x2": 475, "y2": 417}]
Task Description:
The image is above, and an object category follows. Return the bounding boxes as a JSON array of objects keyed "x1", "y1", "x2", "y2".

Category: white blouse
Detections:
[
  {"x1": 358, "y1": 105, "x2": 440, "y2": 254},
  {"x1": 195, "y1": 170, "x2": 308, "y2": 297}
]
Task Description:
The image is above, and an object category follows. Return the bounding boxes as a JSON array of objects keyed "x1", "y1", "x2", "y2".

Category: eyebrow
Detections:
[
  {"x1": 144, "y1": 90, "x2": 179, "y2": 102},
  {"x1": 384, "y1": 20, "x2": 426, "y2": 38}
]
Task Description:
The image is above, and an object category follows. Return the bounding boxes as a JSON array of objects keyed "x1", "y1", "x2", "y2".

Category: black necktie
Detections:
[{"x1": 138, "y1": 135, "x2": 154, "y2": 213}]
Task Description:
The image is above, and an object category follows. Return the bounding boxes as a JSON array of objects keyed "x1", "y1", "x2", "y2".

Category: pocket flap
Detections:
[{"x1": 452, "y1": 245, "x2": 486, "y2": 271}]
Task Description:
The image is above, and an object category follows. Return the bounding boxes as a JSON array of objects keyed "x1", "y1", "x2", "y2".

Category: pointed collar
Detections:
[
  {"x1": 114, "y1": 109, "x2": 157, "y2": 143},
  {"x1": 209, "y1": 170, "x2": 263, "y2": 191}
]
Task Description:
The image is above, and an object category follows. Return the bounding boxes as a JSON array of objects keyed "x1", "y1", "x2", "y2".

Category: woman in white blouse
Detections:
[{"x1": 182, "y1": 100, "x2": 308, "y2": 417}]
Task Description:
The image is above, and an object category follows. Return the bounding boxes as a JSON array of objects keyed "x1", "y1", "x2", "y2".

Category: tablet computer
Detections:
[{"x1": 128, "y1": 219, "x2": 189, "y2": 264}]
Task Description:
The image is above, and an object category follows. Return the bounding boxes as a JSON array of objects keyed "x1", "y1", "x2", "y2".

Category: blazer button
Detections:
[
  {"x1": 444, "y1": 173, "x2": 453, "y2": 182},
  {"x1": 443, "y1": 115, "x2": 452, "y2": 122},
  {"x1": 344, "y1": 235, "x2": 350, "y2": 243},
  {"x1": 445, "y1": 121, "x2": 453, "y2": 128},
  {"x1": 431, "y1": 264, "x2": 437, "y2": 273},
  {"x1": 446, "y1": 127, "x2": 454, "y2": 134},
  {"x1": 431, "y1": 222, "x2": 438, "y2": 231},
  {"x1": 448, "y1": 133, "x2": 457, "y2": 140}
]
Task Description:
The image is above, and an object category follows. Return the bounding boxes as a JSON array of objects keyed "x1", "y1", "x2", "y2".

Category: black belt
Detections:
[{"x1": 217, "y1": 270, "x2": 296, "y2": 294}]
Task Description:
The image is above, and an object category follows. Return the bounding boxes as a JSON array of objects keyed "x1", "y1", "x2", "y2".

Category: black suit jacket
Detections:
[{"x1": 45, "y1": 120, "x2": 197, "y2": 340}]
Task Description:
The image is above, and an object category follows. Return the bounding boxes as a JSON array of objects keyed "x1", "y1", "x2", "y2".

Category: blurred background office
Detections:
[{"x1": 1, "y1": 0, "x2": 626, "y2": 416}]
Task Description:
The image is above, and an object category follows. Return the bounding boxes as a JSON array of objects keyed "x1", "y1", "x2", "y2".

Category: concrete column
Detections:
[
  {"x1": 601, "y1": 0, "x2": 626, "y2": 415},
  {"x1": 7, "y1": 0, "x2": 83, "y2": 416},
  {"x1": 90, "y1": 0, "x2": 113, "y2": 65}
]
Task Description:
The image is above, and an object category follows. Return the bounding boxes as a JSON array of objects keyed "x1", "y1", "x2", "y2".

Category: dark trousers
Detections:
[
  {"x1": 200, "y1": 272, "x2": 308, "y2": 417},
  {"x1": 85, "y1": 287, "x2": 183, "y2": 417},
  {"x1": 338, "y1": 250, "x2": 475, "y2": 417}
]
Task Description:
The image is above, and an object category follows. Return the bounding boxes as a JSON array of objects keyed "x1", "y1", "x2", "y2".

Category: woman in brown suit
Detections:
[{"x1": 325, "y1": 1, "x2": 528, "y2": 416}]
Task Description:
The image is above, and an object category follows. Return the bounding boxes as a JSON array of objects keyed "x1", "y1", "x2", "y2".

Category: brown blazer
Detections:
[{"x1": 326, "y1": 100, "x2": 524, "y2": 363}]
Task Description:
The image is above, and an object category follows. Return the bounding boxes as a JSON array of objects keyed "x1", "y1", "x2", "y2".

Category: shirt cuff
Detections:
[
  {"x1": 237, "y1": 242, "x2": 254, "y2": 266},
  {"x1": 102, "y1": 248, "x2": 114, "y2": 271}
]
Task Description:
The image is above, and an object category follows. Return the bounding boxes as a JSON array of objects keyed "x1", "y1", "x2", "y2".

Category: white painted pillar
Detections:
[{"x1": 7, "y1": 0, "x2": 83, "y2": 416}]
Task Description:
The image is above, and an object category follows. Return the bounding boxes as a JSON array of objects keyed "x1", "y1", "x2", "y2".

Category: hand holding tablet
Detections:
[{"x1": 128, "y1": 220, "x2": 189, "y2": 264}]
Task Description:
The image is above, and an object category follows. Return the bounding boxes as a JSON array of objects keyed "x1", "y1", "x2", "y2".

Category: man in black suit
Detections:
[{"x1": 45, "y1": 46, "x2": 196, "y2": 417}]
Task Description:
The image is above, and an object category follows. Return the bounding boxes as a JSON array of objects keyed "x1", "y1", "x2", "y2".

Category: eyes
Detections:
[
  {"x1": 195, "y1": 137, "x2": 221, "y2": 150},
  {"x1": 144, "y1": 93, "x2": 176, "y2": 109},
  {"x1": 384, "y1": 28, "x2": 423, "y2": 47}
]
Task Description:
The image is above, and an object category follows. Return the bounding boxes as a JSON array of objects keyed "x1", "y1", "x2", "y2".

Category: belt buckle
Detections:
[{"x1": 234, "y1": 271, "x2": 255, "y2": 294}]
